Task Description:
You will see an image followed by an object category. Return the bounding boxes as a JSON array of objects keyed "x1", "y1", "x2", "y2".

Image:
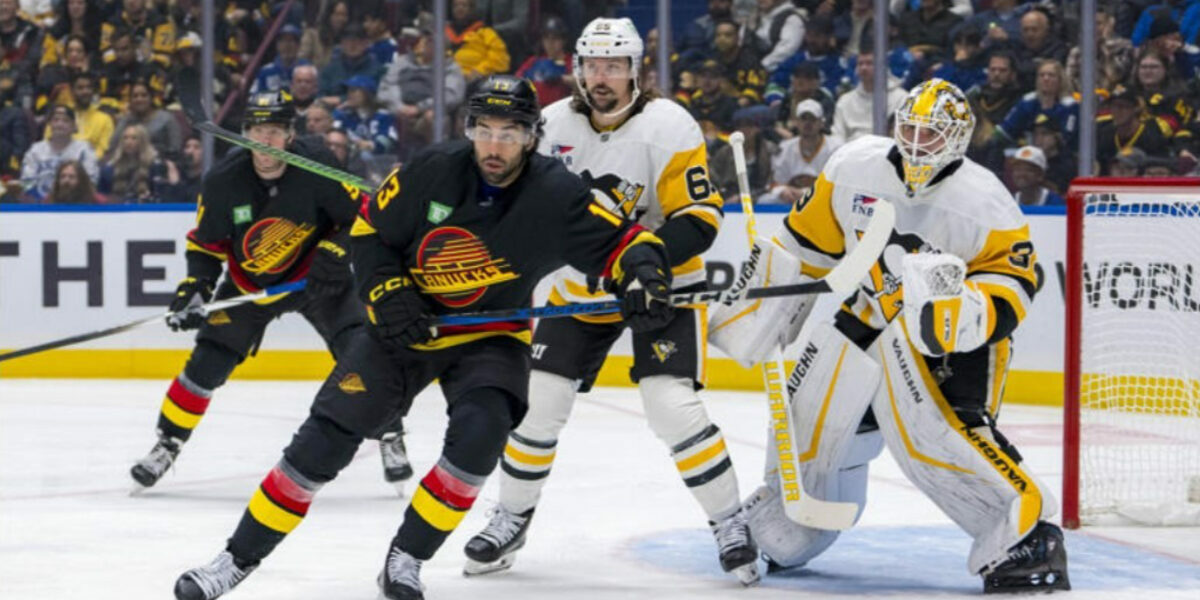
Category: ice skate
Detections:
[
  {"x1": 982, "y1": 521, "x2": 1070, "y2": 594},
  {"x1": 462, "y1": 505, "x2": 534, "y2": 576},
  {"x1": 174, "y1": 550, "x2": 257, "y2": 600},
  {"x1": 130, "y1": 435, "x2": 182, "y2": 492},
  {"x1": 380, "y1": 432, "x2": 413, "y2": 495},
  {"x1": 378, "y1": 547, "x2": 424, "y2": 600},
  {"x1": 711, "y1": 510, "x2": 761, "y2": 586}
]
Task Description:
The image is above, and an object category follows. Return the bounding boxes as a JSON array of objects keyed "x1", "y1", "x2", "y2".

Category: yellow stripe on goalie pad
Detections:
[
  {"x1": 160, "y1": 396, "x2": 202, "y2": 430},
  {"x1": 248, "y1": 488, "x2": 304, "y2": 533},
  {"x1": 675, "y1": 438, "x2": 727, "y2": 473},
  {"x1": 411, "y1": 485, "x2": 467, "y2": 532},
  {"x1": 504, "y1": 444, "x2": 556, "y2": 467}
]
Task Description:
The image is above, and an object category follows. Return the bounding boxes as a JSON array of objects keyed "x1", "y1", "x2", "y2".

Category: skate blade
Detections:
[
  {"x1": 129, "y1": 482, "x2": 151, "y2": 497},
  {"x1": 391, "y1": 481, "x2": 407, "y2": 498},
  {"x1": 733, "y1": 562, "x2": 761, "y2": 587},
  {"x1": 463, "y1": 554, "x2": 516, "y2": 577}
]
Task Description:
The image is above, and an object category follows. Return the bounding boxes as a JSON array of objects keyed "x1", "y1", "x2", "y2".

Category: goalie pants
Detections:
[
  {"x1": 499, "y1": 302, "x2": 742, "y2": 521},
  {"x1": 156, "y1": 279, "x2": 394, "y2": 444},
  {"x1": 224, "y1": 331, "x2": 528, "y2": 564}
]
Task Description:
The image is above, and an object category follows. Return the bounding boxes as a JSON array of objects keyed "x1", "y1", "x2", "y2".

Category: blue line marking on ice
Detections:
[{"x1": 628, "y1": 525, "x2": 1200, "y2": 595}]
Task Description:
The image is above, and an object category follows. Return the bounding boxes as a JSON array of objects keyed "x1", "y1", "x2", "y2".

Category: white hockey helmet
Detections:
[
  {"x1": 892, "y1": 78, "x2": 975, "y2": 196},
  {"x1": 574, "y1": 17, "x2": 644, "y2": 117}
]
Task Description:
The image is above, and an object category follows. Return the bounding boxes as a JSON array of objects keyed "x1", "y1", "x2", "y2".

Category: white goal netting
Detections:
[{"x1": 1076, "y1": 190, "x2": 1200, "y2": 526}]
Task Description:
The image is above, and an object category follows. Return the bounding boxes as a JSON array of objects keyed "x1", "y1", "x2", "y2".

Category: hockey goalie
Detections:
[{"x1": 709, "y1": 79, "x2": 1069, "y2": 594}]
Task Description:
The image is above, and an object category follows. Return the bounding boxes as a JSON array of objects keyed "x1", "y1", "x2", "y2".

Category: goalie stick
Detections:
[
  {"x1": 728, "y1": 132, "x2": 857, "y2": 531},
  {"x1": 0, "y1": 281, "x2": 307, "y2": 362}
]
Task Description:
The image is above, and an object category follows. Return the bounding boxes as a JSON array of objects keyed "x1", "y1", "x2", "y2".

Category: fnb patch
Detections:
[{"x1": 852, "y1": 194, "x2": 877, "y2": 216}]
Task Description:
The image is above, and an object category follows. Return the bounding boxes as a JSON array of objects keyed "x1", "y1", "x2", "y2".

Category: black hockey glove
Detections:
[
  {"x1": 165, "y1": 276, "x2": 214, "y2": 331},
  {"x1": 364, "y1": 275, "x2": 435, "y2": 352},
  {"x1": 612, "y1": 243, "x2": 674, "y2": 333},
  {"x1": 307, "y1": 239, "x2": 353, "y2": 299}
]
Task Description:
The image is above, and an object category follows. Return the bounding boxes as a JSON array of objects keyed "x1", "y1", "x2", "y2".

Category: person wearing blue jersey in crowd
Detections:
[
  {"x1": 993, "y1": 59, "x2": 1078, "y2": 148},
  {"x1": 764, "y1": 16, "x2": 849, "y2": 102},
  {"x1": 332, "y1": 75, "x2": 397, "y2": 157},
  {"x1": 251, "y1": 25, "x2": 310, "y2": 94}
]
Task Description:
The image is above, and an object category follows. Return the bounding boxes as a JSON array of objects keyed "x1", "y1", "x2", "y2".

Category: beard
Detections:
[
  {"x1": 587, "y1": 84, "x2": 620, "y2": 113},
  {"x1": 478, "y1": 153, "x2": 525, "y2": 185}
]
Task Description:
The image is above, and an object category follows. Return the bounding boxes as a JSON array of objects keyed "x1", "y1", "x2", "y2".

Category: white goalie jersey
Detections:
[
  {"x1": 538, "y1": 97, "x2": 724, "y2": 322},
  {"x1": 781, "y1": 134, "x2": 1039, "y2": 371}
]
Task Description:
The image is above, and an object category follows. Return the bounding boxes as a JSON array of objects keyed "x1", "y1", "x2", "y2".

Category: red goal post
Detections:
[{"x1": 1063, "y1": 177, "x2": 1200, "y2": 529}]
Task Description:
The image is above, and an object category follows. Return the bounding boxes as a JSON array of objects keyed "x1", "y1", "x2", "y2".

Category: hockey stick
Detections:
[
  {"x1": 176, "y1": 75, "x2": 374, "y2": 191},
  {"x1": 435, "y1": 194, "x2": 895, "y2": 327},
  {"x1": 728, "y1": 132, "x2": 858, "y2": 530},
  {"x1": 0, "y1": 281, "x2": 306, "y2": 362}
]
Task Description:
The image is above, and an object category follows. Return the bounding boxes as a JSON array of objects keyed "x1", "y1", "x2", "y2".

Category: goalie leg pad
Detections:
[
  {"x1": 747, "y1": 430, "x2": 883, "y2": 569},
  {"x1": 782, "y1": 321, "x2": 881, "y2": 515},
  {"x1": 497, "y1": 370, "x2": 577, "y2": 514},
  {"x1": 641, "y1": 375, "x2": 740, "y2": 520},
  {"x1": 870, "y1": 321, "x2": 1055, "y2": 574},
  {"x1": 709, "y1": 236, "x2": 815, "y2": 368}
]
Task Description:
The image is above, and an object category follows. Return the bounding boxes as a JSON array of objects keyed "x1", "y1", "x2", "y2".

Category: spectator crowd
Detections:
[{"x1": 2, "y1": 0, "x2": 1199, "y2": 207}]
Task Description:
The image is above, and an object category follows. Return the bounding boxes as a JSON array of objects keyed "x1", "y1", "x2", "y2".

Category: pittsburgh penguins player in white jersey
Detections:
[
  {"x1": 709, "y1": 79, "x2": 1069, "y2": 594},
  {"x1": 463, "y1": 17, "x2": 760, "y2": 586}
]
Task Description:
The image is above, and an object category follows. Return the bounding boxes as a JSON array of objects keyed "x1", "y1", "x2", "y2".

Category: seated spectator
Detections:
[
  {"x1": 21, "y1": 105, "x2": 99, "y2": 201},
  {"x1": 708, "y1": 18, "x2": 767, "y2": 105},
  {"x1": 35, "y1": 34, "x2": 98, "y2": 112},
  {"x1": 1131, "y1": 0, "x2": 1198, "y2": 47},
  {"x1": 1142, "y1": 15, "x2": 1200, "y2": 80},
  {"x1": 363, "y1": 11, "x2": 399, "y2": 66},
  {"x1": 994, "y1": 59, "x2": 1079, "y2": 148},
  {"x1": 1030, "y1": 113, "x2": 1075, "y2": 194},
  {"x1": 40, "y1": 0, "x2": 105, "y2": 71},
  {"x1": 60, "y1": 71, "x2": 115, "y2": 158},
  {"x1": 1130, "y1": 49, "x2": 1192, "y2": 132},
  {"x1": 710, "y1": 105, "x2": 776, "y2": 200},
  {"x1": 99, "y1": 27, "x2": 168, "y2": 110},
  {"x1": 291, "y1": 64, "x2": 320, "y2": 113},
  {"x1": 751, "y1": 0, "x2": 805, "y2": 72},
  {"x1": 332, "y1": 75, "x2": 397, "y2": 157},
  {"x1": 1012, "y1": 8, "x2": 1070, "y2": 86},
  {"x1": 678, "y1": 0, "x2": 734, "y2": 66},
  {"x1": 516, "y1": 17, "x2": 573, "y2": 107},
  {"x1": 251, "y1": 24, "x2": 310, "y2": 94},
  {"x1": 0, "y1": 89, "x2": 32, "y2": 178},
  {"x1": 764, "y1": 99, "x2": 840, "y2": 205},
  {"x1": 1096, "y1": 85, "x2": 1175, "y2": 174},
  {"x1": 771, "y1": 61, "x2": 835, "y2": 136},
  {"x1": 0, "y1": 0, "x2": 43, "y2": 108},
  {"x1": 111, "y1": 79, "x2": 182, "y2": 160},
  {"x1": 1009, "y1": 146, "x2": 1064, "y2": 206},
  {"x1": 474, "y1": 0, "x2": 531, "y2": 68},
  {"x1": 300, "y1": 0, "x2": 350, "y2": 68},
  {"x1": 100, "y1": 0, "x2": 175, "y2": 67},
  {"x1": 685, "y1": 59, "x2": 740, "y2": 135},
  {"x1": 99, "y1": 122, "x2": 170, "y2": 203},
  {"x1": 318, "y1": 22, "x2": 385, "y2": 103},
  {"x1": 955, "y1": 0, "x2": 1028, "y2": 50},
  {"x1": 299, "y1": 100, "x2": 335, "y2": 136},
  {"x1": 1108, "y1": 147, "x2": 1147, "y2": 177},
  {"x1": 446, "y1": 0, "x2": 510, "y2": 83},
  {"x1": 380, "y1": 14, "x2": 466, "y2": 157},
  {"x1": 898, "y1": 0, "x2": 963, "y2": 63},
  {"x1": 765, "y1": 15, "x2": 848, "y2": 102},
  {"x1": 163, "y1": 132, "x2": 203, "y2": 203},
  {"x1": 967, "y1": 52, "x2": 1022, "y2": 154},
  {"x1": 838, "y1": 0, "x2": 875, "y2": 56},
  {"x1": 831, "y1": 44, "x2": 907, "y2": 143},
  {"x1": 929, "y1": 26, "x2": 988, "y2": 94},
  {"x1": 46, "y1": 159, "x2": 104, "y2": 204},
  {"x1": 325, "y1": 127, "x2": 369, "y2": 178}
]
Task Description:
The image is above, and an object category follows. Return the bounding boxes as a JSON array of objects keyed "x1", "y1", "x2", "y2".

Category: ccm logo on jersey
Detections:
[
  {"x1": 240, "y1": 218, "x2": 317, "y2": 274},
  {"x1": 851, "y1": 194, "x2": 878, "y2": 217},
  {"x1": 410, "y1": 226, "x2": 519, "y2": 307}
]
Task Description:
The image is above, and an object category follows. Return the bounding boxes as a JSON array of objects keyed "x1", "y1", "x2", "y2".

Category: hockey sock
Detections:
[
  {"x1": 155, "y1": 375, "x2": 212, "y2": 442},
  {"x1": 227, "y1": 459, "x2": 324, "y2": 565},
  {"x1": 671, "y1": 424, "x2": 741, "y2": 520},
  {"x1": 395, "y1": 388, "x2": 512, "y2": 559},
  {"x1": 498, "y1": 431, "x2": 557, "y2": 513}
]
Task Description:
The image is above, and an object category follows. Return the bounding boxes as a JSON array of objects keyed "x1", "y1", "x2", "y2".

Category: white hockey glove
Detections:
[
  {"x1": 709, "y1": 236, "x2": 814, "y2": 368},
  {"x1": 901, "y1": 252, "x2": 991, "y2": 357}
]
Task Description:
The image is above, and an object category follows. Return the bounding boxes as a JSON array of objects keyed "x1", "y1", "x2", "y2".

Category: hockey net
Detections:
[{"x1": 1063, "y1": 178, "x2": 1200, "y2": 528}]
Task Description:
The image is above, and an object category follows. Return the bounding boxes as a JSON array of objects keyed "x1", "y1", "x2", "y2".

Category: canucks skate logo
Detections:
[
  {"x1": 551, "y1": 144, "x2": 574, "y2": 166},
  {"x1": 581, "y1": 170, "x2": 645, "y2": 218},
  {"x1": 410, "y1": 226, "x2": 519, "y2": 307},
  {"x1": 651, "y1": 339, "x2": 677, "y2": 363},
  {"x1": 240, "y1": 218, "x2": 317, "y2": 274},
  {"x1": 851, "y1": 194, "x2": 878, "y2": 217}
]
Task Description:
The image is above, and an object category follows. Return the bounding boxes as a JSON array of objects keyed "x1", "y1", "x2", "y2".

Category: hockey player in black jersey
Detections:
[
  {"x1": 172, "y1": 75, "x2": 675, "y2": 600},
  {"x1": 130, "y1": 90, "x2": 412, "y2": 493}
]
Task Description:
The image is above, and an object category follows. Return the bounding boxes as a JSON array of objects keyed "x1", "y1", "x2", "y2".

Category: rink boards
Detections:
[{"x1": 0, "y1": 204, "x2": 1073, "y2": 406}]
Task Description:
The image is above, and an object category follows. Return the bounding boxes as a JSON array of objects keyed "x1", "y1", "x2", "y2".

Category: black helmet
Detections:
[
  {"x1": 467, "y1": 75, "x2": 542, "y2": 133},
  {"x1": 243, "y1": 90, "x2": 296, "y2": 128}
]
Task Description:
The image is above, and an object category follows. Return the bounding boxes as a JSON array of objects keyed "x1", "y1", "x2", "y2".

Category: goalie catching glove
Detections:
[
  {"x1": 709, "y1": 237, "x2": 815, "y2": 368},
  {"x1": 165, "y1": 276, "x2": 214, "y2": 331},
  {"x1": 611, "y1": 242, "x2": 674, "y2": 333},
  {"x1": 901, "y1": 252, "x2": 990, "y2": 356},
  {"x1": 363, "y1": 273, "x2": 435, "y2": 352}
]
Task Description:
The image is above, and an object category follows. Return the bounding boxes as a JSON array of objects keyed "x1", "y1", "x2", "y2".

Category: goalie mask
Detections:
[
  {"x1": 574, "y1": 17, "x2": 644, "y2": 118},
  {"x1": 893, "y1": 79, "x2": 974, "y2": 197}
]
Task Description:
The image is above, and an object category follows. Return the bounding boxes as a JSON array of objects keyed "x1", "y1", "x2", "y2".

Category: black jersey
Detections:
[
  {"x1": 185, "y1": 137, "x2": 365, "y2": 294},
  {"x1": 351, "y1": 139, "x2": 663, "y2": 350}
]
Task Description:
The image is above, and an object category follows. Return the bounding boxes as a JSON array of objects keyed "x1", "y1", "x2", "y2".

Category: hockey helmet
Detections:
[
  {"x1": 892, "y1": 78, "x2": 975, "y2": 196},
  {"x1": 466, "y1": 75, "x2": 542, "y2": 134},
  {"x1": 243, "y1": 90, "x2": 297, "y2": 129},
  {"x1": 573, "y1": 17, "x2": 644, "y2": 117}
]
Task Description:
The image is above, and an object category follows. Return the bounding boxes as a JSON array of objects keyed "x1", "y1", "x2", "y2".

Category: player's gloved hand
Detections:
[
  {"x1": 901, "y1": 252, "x2": 991, "y2": 356},
  {"x1": 613, "y1": 243, "x2": 674, "y2": 333},
  {"x1": 364, "y1": 275, "x2": 435, "y2": 352},
  {"x1": 165, "y1": 276, "x2": 214, "y2": 331},
  {"x1": 306, "y1": 238, "x2": 353, "y2": 298}
]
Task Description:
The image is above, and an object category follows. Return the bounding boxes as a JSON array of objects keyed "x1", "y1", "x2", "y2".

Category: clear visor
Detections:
[{"x1": 465, "y1": 125, "x2": 533, "y2": 146}]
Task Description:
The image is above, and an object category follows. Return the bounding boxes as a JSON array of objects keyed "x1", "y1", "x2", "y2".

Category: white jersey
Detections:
[
  {"x1": 539, "y1": 97, "x2": 724, "y2": 321},
  {"x1": 779, "y1": 135, "x2": 1038, "y2": 368}
]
